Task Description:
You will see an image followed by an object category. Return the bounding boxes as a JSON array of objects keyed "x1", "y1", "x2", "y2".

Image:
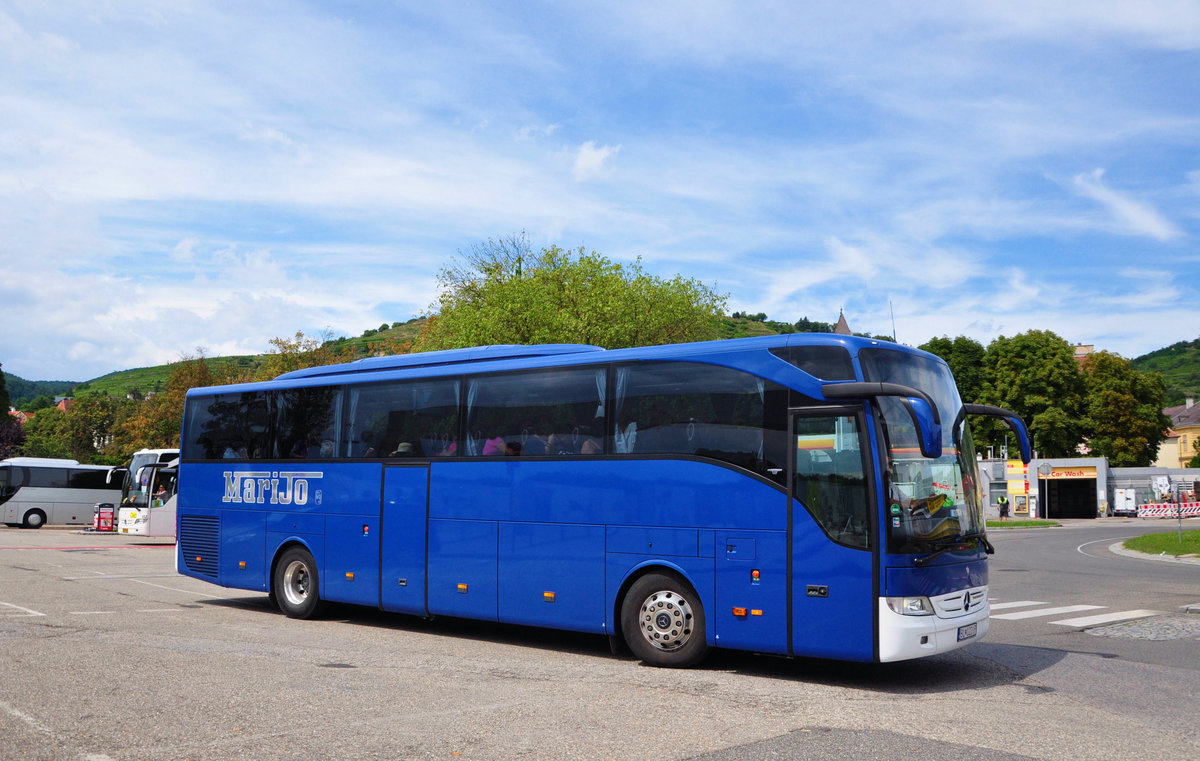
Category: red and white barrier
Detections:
[{"x1": 1137, "y1": 502, "x2": 1200, "y2": 518}]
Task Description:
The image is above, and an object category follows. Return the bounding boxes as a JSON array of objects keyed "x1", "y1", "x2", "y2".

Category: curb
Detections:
[{"x1": 1108, "y1": 541, "x2": 1200, "y2": 565}]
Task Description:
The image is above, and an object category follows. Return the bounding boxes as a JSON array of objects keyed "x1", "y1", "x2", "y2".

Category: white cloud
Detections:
[
  {"x1": 572, "y1": 141, "x2": 621, "y2": 182},
  {"x1": 1072, "y1": 168, "x2": 1181, "y2": 241},
  {"x1": 0, "y1": 1, "x2": 1197, "y2": 381}
]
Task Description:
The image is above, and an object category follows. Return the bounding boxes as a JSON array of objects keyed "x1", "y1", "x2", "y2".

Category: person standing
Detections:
[{"x1": 997, "y1": 495, "x2": 1010, "y2": 521}]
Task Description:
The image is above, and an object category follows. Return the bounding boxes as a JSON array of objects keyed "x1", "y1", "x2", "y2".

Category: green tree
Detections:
[
  {"x1": 1188, "y1": 439, "x2": 1200, "y2": 468},
  {"x1": 28, "y1": 395, "x2": 55, "y2": 411},
  {"x1": 113, "y1": 353, "x2": 240, "y2": 454},
  {"x1": 415, "y1": 234, "x2": 727, "y2": 351},
  {"x1": 982, "y1": 330, "x2": 1087, "y2": 458},
  {"x1": 0, "y1": 362, "x2": 11, "y2": 415},
  {"x1": 58, "y1": 393, "x2": 119, "y2": 462},
  {"x1": 19, "y1": 406, "x2": 71, "y2": 459},
  {"x1": 1080, "y1": 351, "x2": 1169, "y2": 466},
  {"x1": 919, "y1": 335, "x2": 987, "y2": 405},
  {"x1": 254, "y1": 331, "x2": 357, "y2": 381}
]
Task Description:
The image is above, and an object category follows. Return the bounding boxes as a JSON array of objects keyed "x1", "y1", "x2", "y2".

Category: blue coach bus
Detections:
[{"x1": 176, "y1": 334, "x2": 1029, "y2": 666}]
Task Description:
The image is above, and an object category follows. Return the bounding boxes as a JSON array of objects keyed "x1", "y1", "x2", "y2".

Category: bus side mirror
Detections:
[
  {"x1": 902, "y1": 397, "x2": 943, "y2": 460},
  {"x1": 961, "y1": 404, "x2": 1032, "y2": 464},
  {"x1": 821, "y1": 381, "x2": 943, "y2": 459}
]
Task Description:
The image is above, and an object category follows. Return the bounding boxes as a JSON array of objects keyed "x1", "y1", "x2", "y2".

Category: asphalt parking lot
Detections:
[{"x1": 3, "y1": 526, "x2": 1199, "y2": 761}]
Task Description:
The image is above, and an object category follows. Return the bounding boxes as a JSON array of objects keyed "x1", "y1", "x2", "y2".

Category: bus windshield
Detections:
[
  {"x1": 121, "y1": 452, "x2": 167, "y2": 507},
  {"x1": 859, "y1": 348, "x2": 983, "y2": 553}
]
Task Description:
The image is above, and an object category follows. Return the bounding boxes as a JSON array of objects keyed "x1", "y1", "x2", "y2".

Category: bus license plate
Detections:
[{"x1": 957, "y1": 623, "x2": 977, "y2": 641}]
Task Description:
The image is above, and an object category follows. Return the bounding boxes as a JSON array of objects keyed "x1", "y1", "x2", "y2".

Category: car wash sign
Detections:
[{"x1": 1045, "y1": 466, "x2": 1097, "y2": 479}]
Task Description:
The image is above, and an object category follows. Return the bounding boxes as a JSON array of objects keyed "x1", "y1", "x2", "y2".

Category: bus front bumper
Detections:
[{"x1": 877, "y1": 588, "x2": 989, "y2": 662}]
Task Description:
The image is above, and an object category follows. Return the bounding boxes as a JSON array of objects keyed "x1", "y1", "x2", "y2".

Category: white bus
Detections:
[
  {"x1": 0, "y1": 458, "x2": 122, "y2": 528},
  {"x1": 116, "y1": 452, "x2": 179, "y2": 538}
]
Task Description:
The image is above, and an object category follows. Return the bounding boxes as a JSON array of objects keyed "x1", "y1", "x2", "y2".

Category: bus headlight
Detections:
[{"x1": 886, "y1": 596, "x2": 935, "y2": 616}]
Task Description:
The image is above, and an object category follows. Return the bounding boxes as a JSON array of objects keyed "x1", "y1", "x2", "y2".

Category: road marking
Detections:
[
  {"x1": 129, "y1": 578, "x2": 227, "y2": 599},
  {"x1": 1077, "y1": 536, "x2": 1133, "y2": 556},
  {"x1": 991, "y1": 604, "x2": 1104, "y2": 620},
  {"x1": 0, "y1": 699, "x2": 54, "y2": 736},
  {"x1": 63, "y1": 573, "x2": 180, "y2": 581},
  {"x1": 0, "y1": 602, "x2": 46, "y2": 617},
  {"x1": 989, "y1": 601, "x2": 1046, "y2": 611},
  {"x1": 1049, "y1": 609, "x2": 1160, "y2": 627},
  {"x1": 69, "y1": 611, "x2": 111, "y2": 615}
]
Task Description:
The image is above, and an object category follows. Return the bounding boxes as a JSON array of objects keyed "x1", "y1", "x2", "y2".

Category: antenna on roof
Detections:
[{"x1": 889, "y1": 300, "x2": 897, "y2": 341}]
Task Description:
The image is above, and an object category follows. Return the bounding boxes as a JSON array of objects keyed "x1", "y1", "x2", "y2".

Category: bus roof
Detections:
[
  {"x1": 186, "y1": 334, "x2": 941, "y2": 399},
  {"x1": 1, "y1": 457, "x2": 82, "y2": 466},
  {"x1": 0, "y1": 458, "x2": 110, "y2": 470},
  {"x1": 273, "y1": 344, "x2": 605, "y2": 381}
]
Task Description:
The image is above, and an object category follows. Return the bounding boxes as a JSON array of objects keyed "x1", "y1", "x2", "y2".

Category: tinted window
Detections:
[
  {"x1": 466, "y1": 368, "x2": 605, "y2": 456},
  {"x1": 771, "y1": 346, "x2": 856, "y2": 380},
  {"x1": 182, "y1": 391, "x2": 273, "y2": 460},
  {"x1": 614, "y1": 362, "x2": 788, "y2": 481},
  {"x1": 28, "y1": 468, "x2": 68, "y2": 488},
  {"x1": 276, "y1": 387, "x2": 342, "y2": 459},
  {"x1": 344, "y1": 379, "x2": 460, "y2": 458},
  {"x1": 69, "y1": 469, "x2": 111, "y2": 489}
]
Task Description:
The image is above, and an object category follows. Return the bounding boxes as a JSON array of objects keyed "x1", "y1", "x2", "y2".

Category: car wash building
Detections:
[
  {"x1": 979, "y1": 456, "x2": 1200, "y2": 519},
  {"x1": 1027, "y1": 458, "x2": 1110, "y2": 519}
]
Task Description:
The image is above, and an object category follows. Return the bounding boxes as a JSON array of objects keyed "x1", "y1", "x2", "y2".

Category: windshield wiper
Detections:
[
  {"x1": 912, "y1": 533, "x2": 993, "y2": 567},
  {"x1": 961, "y1": 530, "x2": 995, "y2": 556}
]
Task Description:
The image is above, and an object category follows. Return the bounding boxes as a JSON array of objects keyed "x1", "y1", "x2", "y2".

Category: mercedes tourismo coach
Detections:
[{"x1": 176, "y1": 334, "x2": 1029, "y2": 666}]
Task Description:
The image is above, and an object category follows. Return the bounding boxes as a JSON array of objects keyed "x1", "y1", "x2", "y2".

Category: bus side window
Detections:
[
  {"x1": 275, "y1": 387, "x2": 342, "y2": 459},
  {"x1": 613, "y1": 362, "x2": 788, "y2": 479},
  {"x1": 465, "y1": 368, "x2": 606, "y2": 457}
]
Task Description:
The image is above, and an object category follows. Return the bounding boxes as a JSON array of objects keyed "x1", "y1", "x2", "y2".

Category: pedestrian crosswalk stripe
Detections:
[
  {"x1": 989, "y1": 600, "x2": 1046, "y2": 611},
  {"x1": 1049, "y1": 609, "x2": 1159, "y2": 627},
  {"x1": 991, "y1": 604, "x2": 1104, "y2": 621}
]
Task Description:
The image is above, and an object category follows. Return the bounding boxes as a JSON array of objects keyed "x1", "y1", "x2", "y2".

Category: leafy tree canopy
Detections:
[
  {"x1": 918, "y1": 335, "x2": 986, "y2": 406},
  {"x1": 981, "y1": 330, "x2": 1087, "y2": 458},
  {"x1": 415, "y1": 233, "x2": 727, "y2": 351},
  {"x1": 1081, "y1": 351, "x2": 1169, "y2": 467}
]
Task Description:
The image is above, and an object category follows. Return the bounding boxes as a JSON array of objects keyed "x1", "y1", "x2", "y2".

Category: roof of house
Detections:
[{"x1": 1164, "y1": 401, "x2": 1200, "y2": 428}]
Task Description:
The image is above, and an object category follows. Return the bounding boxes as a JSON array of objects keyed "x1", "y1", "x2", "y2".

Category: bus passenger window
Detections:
[
  {"x1": 275, "y1": 387, "x2": 342, "y2": 459},
  {"x1": 342, "y1": 379, "x2": 460, "y2": 459},
  {"x1": 612, "y1": 362, "x2": 788, "y2": 481},
  {"x1": 465, "y1": 368, "x2": 606, "y2": 457}
]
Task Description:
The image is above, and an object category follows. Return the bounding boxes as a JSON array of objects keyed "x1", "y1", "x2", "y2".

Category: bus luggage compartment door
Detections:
[{"x1": 380, "y1": 465, "x2": 430, "y2": 615}]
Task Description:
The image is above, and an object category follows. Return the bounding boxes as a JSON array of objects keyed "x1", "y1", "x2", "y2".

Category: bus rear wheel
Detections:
[
  {"x1": 620, "y1": 572, "x2": 708, "y2": 668},
  {"x1": 22, "y1": 510, "x2": 46, "y2": 529},
  {"x1": 272, "y1": 547, "x2": 326, "y2": 619}
]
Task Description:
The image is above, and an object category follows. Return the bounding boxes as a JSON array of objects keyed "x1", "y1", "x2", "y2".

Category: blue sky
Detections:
[{"x1": 2, "y1": 1, "x2": 1197, "y2": 382}]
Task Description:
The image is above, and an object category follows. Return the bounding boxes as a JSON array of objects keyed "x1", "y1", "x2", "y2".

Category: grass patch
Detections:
[
  {"x1": 986, "y1": 519, "x2": 1061, "y2": 529},
  {"x1": 1124, "y1": 529, "x2": 1200, "y2": 557}
]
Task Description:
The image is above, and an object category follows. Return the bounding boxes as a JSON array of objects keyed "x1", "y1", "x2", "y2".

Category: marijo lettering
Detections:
[{"x1": 222, "y1": 471, "x2": 323, "y2": 505}]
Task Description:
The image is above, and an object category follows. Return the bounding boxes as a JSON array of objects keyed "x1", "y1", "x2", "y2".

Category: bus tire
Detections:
[
  {"x1": 620, "y1": 571, "x2": 708, "y2": 668},
  {"x1": 273, "y1": 547, "x2": 326, "y2": 619},
  {"x1": 22, "y1": 510, "x2": 47, "y2": 529}
]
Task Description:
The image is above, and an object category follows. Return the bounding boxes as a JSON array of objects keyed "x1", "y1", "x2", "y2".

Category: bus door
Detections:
[
  {"x1": 379, "y1": 464, "x2": 430, "y2": 616},
  {"x1": 789, "y1": 408, "x2": 877, "y2": 661}
]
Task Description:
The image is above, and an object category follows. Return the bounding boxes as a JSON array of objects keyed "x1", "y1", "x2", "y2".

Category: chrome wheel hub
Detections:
[{"x1": 638, "y1": 590, "x2": 694, "y2": 651}]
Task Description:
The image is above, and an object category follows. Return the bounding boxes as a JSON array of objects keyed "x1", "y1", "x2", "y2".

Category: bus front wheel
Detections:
[
  {"x1": 620, "y1": 572, "x2": 708, "y2": 668},
  {"x1": 272, "y1": 547, "x2": 326, "y2": 619},
  {"x1": 22, "y1": 510, "x2": 46, "y2": 529}
]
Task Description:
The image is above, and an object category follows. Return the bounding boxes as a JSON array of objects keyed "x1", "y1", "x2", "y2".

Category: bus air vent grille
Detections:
[{"x1": 180, "y1": 514, "x2": 219, "y2": 578}]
